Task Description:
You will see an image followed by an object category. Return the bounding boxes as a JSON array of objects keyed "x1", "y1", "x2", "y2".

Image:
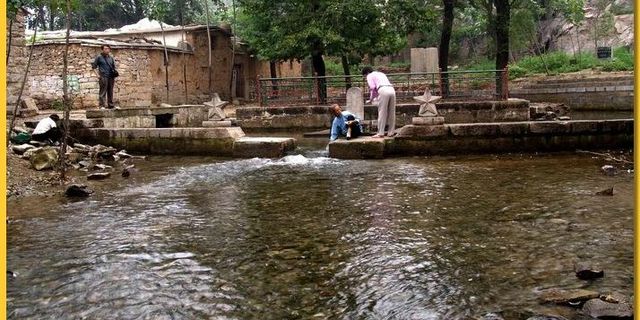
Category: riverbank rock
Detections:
[
  {"x1": 600, "y1": 292, "x2": 630, "y2": 304},
  {"x1": 526, "y1": 316, "x2": 568, "y2": 320},
  {"x1": 582, "y1": 298, "x2": 633, "y2": 319},
  {"x1": 11, "y1": 144, "x2": 35, "y2": 155},
  {"x1": 595, "y1": 187, "x2": 614, "y2": 196},
  {"x1": 575, "y1": 262, "x2": 605, "y2": 280},
  {"x1": 65, "y1": 184, "x2": 94, "y2": 197},
  {"x1": 87, "y1": 172, "x2": 111, "y2": 180},
  {"x1": 30, "y1": 147, "x2": 59, "y2": 171},
  {"x1": 539, "y1": 288, "x2": 599, "y2": 304},
  {"x1": 601, "y1": 165, "x2": 616, "y2": 176}
]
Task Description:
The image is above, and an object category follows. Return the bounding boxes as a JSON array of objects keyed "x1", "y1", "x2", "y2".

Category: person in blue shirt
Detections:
[{"x1": 329, "y1": 104, "x2": 362, "y2": 141}]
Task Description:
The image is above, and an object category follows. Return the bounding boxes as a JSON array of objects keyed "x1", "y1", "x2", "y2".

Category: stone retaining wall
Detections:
[
  {"x1": 86, "y1": 105, "x2": 207, "y2": 128},
  {"x1": 510, "y1": 75, "x2": 633, "y2": 110},
  {"x1": 329, "y1": 119, "x2": 633, "y2": 159},
  {"x1": 7, "y1": 9, "x2": 29, "y2": 108}
]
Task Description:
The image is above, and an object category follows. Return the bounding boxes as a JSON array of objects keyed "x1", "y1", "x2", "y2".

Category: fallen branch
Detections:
[{"x1": 576, "y1": 150, "x2": 633, "y2": 164}]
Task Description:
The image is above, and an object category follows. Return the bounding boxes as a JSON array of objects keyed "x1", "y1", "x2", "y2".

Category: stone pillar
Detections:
[
  {"x1": 410, "y1": 47, "x2": 439, "y2": 73},
  {"x1": 7, "y1": 8, "x2": 29, "y2": 111}
]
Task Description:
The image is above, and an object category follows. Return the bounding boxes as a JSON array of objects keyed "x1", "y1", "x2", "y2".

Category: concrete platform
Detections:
[
  {"x1": 81, "y1": 127, "x2": 245, "y2": 156},
  {"x1": 328, "y1": 137, "x2": 392, "y2": 159},
  {"x1": 328, "y1": 119, "x2": 633, "y2": 159},
  {"x1": 233, "y1": 137, "x2": 297, "y2": 158}
]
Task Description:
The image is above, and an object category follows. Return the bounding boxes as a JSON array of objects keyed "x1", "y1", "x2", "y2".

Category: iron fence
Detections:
[{"x1": 255, "y1": 69, "x2": 509, "y2": 106}]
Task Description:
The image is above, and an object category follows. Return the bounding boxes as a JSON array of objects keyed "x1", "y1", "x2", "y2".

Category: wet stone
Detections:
[
  {"x1": 539, "y1": 288, "x2": 600, "y2": 304},
  {"x1": 87, "y1": 172, "x2": 111, "y2": 180},
  {"x1": 65, "y1": 184, "x2": 94, "y2": 197},
  {"x1": 595, "y1": 187, "x2": 614, "y2": 196},
  {"x1": 582, "y1": 298, "x2": 633, "y2": 319},
  {"x1": 574, "y1": 262, "x2": 604, "y2": 280},
  {"x1": 12, "y1": 144, "x2": 35, "y2": 155}
]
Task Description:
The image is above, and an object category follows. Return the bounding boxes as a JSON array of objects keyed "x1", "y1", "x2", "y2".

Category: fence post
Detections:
[
  {"x1": 502, "y1": 67, "x2": 509, "y2": 100},
  {"x1": 314, "y1": 72, "x2": 320, "y2": 105},
  {"x1": 256, "y1": 75, "x2": 263, "y2": 107},
  {"x1": 438, "y1": 68, "x2": 445, "y2": 98}
]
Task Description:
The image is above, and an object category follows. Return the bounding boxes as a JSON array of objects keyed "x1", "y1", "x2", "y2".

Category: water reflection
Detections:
[{"x1": 8, "y1": 153, "x2": 633, "y2": 319}]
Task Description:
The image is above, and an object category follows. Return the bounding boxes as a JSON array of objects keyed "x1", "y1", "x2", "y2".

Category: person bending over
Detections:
[
  {"x1": 363, "y1": 66, "x2": 396, "y2": 138},
  {"x1": 32, "y1": 114, "x2": 62, "y2": 144}
]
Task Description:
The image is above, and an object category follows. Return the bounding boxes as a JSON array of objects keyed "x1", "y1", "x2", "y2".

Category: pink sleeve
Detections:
[{"x1": 367, "y1": 74, "x2": 378, "y2": 101}]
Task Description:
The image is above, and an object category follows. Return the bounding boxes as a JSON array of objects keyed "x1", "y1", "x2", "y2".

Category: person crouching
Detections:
[
  {"x1": 31, "y1": 114, "x2": 62, "y2": 145},
  {"x1": 329, "y1": 104, "x2": 362, "y2": 141}
]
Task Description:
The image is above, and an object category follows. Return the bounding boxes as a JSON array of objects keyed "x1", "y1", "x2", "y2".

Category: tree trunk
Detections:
[
  {"x1": 439, "y1": 0, "x2": 454, "y2": 97},
  {"x1": 8, "y1": 14, "x2": 39, "y2": 145},
  {"x1": 341, "y1": 55, "x2": 351, "y2": 89},
  {"x1": 269, "y1": 60, "x2": 278, "y2": 95},
  {"x1": 494, "y1": 0, "x2": 510, "y2": 98},
  {"x1": 7, "y1": 18, "x2": 13, "y2": 65},
  {"x1": 204, "y1": 0, "x2": 213, "y2": 98},
  {"x1": 159, "y1": 21, "x2": 170, "y2": 101},
  {"x1": 180, "y1": 8, "x2": 188, "y2": 103},
  {"x1": 59, "y1": 0, "x2": 72, "y2": 181},
  {"x1": 311, "y1": 49, "x2": 326, "y2": 104},
  {"x1": 229, "y1": 0, "x2": 237, "y2": 98}
]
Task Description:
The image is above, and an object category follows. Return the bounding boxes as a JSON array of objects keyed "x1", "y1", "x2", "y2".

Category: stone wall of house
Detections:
[
  {"x1": 7, "y1": 9, "x2": 29, "y2": 109},
  {"x1": 28, "y1": 44, "x2": 156, "y2": 109}
]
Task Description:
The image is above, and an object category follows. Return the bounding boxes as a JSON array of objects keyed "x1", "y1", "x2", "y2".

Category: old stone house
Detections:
[{"x1": 10, "y1": 17, "x2": 302, "y2": 109}]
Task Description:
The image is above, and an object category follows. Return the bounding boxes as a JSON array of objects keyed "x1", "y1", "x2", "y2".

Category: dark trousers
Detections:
[
  {"x1": 345, "y1": 115, "x2": 362, "y2": 138},
  {"x1": 32, "y1": 128, "x2": 62, "y2": 143},
  {"x1": 99, "y1": 76, "x2": 115, "y2": 108}
]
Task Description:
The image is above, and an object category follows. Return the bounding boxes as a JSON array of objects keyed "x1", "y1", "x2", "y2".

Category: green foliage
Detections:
[
  {"x1": 51, "y1": 99, "x2": 65, "y2": 111},
  {"x1": 482, "y1": 47, "x2": 635, "y2": 79}
]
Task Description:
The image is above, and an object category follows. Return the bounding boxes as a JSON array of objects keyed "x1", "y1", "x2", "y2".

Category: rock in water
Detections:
[
  {"x1": 582, "y1": 298, "x2": 633, "y2": 319},
  {"x1": 30, "y1": 147, "x2": 59, "y2": 171},
  {"x1": 574, "y1": 262, "x2": 604, "y2": 280},
  {"x1": 87, "y1": 172, "x2": 111, "y2": 180},
  {"x1": 539, "y1": 288, "x2": 600, "y2": 304},
  {"x1": 595, "y1": 187, "x2": 614, "y2": 196},
  {"x1": 601, "y1": 165, "x2": 616, "y2": 176},
  {"x1": 65, "y1": 184, "x2": 94, "y2": 197}
]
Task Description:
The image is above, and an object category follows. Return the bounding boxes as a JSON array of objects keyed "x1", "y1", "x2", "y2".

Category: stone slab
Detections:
[
  {"x1": 412, "y1": 116, "x2": 444, "y2": 126},
  {"x1": 233, "y1": 137, "x2": 297, "y2": 158},
  {"x1": 345, "y1": 87, "x2": 365, "y2": 119},
  {"x1": 328, "y1": 137, "x2": 389, "y2": 159},
  {"x1": 202, "y1": 120, "x2": 233, "y2": 127},
  {"x1": 84, "y1": 127, "x2": 245, "y2": 156}
]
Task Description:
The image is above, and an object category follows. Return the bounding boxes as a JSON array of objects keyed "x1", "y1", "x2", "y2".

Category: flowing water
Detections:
[{"x1": 7, "y1": 143, "x2": 634, "y2": 319}]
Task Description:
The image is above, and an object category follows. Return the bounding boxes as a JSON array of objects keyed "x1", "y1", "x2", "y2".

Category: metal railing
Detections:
[{"x1": 255, "y1": 69, "x2": 509, "y2": 106}]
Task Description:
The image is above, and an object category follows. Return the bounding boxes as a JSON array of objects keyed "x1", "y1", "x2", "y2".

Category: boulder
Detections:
[
  {"x1": 582, "y1": 298, "x2": 633, "y2": 319},
  {"x1": 65, "y1": 184, "x2": 94, "y2": 197},
  {"x1": 595, "y1": 187, "x2": 614, "y2": 196},
  {"x1": 22, "y1": 147, "x2": 42, "y2": 160},
  {"x1": 73, "y1": 143, "x2": 91, "y2": 155},
  {"x1": 600, "y1": 292, "x2": 630, "y2": 304},
  {"x1": 87, "y1": 172, "x2": 111, "y2": 180},
  {"x1": 526, "y1": 316, "x2": 568, "y2": 320},
  {"x1": 30, "y1": 147, "x2": 59, "y2": 171},
  {"x1": 11, "y1": 144, "x2": 35, "y2": 155},
  {"x1": 575, "y1": 262, "x2": 605, "y2": 280},
  {"x1": 66, "y1": 152, "x2": 84, "y2": 163},
  {"x1": 92, "y1": 164, "x2": 113, "y2": 171},
  {"x1": 78, "y1": 160, "x2": 92, "y2": 168},
  {"x1": 115, "y1": 150, "x2": 133, "y2": 159},
  {"x1": 539, "y1": 288, "x2": 600, "y2": 304},
  {"x1": 601, "y1": 165, "x2": 616, "y2": 176}
]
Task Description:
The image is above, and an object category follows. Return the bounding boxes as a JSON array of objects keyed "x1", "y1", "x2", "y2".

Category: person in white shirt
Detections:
[{"x1": 32, "y1": 114, "x2": 61, "y2": 144}]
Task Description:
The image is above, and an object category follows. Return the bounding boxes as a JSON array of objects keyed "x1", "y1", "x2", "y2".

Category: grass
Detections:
[{"x1": 464, "y1": 47, "x2": 634, "y2": 79}]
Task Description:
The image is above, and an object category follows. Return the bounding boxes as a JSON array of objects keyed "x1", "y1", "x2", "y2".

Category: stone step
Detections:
[
  {"x1": 202, "y1": 120, "x2": 233, "y2": 127},
  {"x1": 328, "y1": 137, "x2": 390, "y2": 159},
  {"x1": 233, "y1": 137, "x2": 297, "y2": 158},
  {"x1": 412, "y1": 116, "x2": 445, "y2": 126}
]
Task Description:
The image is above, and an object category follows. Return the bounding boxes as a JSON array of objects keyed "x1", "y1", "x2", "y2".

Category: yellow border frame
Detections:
[
  {"x1": 634, "y1": 0, "x2": 639, "y2": 311},
  {"x1": 1, "y1": 0, "x2": 7, "y2": 318}
]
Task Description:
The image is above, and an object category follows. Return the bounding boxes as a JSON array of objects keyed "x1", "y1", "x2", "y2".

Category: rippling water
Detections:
[{"x1": 7, "y1": 149, "x2": 633, "y2": 319}]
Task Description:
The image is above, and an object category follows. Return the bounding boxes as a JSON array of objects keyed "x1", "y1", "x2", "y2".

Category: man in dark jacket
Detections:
[{"x1": 91, "y1": 44, "x2": 118, "y2": 109}]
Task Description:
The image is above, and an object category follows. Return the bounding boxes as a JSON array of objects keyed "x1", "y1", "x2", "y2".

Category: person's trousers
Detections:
[
  {"x1": 99, "y1": 76, "x2": 115, "y2": 108},
  {"x1": 376, "y1": 86, "x2": 396, "y2": 136},
  {"x1": 32, "y1": 128, "x2": 62, "y2": 143}
]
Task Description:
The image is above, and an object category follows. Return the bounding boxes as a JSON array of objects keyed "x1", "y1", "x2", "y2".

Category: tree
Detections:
[
  {"x1": 494, "y1": 0, "x2": 510, "y2": 96},
  {"x1": 237, "y1": 0, "x2": 425, "y2": 102},
  {"x1": 59, "y1": 0, "x2": 73, "y2": 181},
  {"x1": 439, "y1": 0, "x2": 455, "y2": 96}
]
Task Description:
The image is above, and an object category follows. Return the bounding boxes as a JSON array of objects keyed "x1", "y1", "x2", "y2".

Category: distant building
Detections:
[{"x1": 11, "y1": 17, "x2": 302, "y2": 109}]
